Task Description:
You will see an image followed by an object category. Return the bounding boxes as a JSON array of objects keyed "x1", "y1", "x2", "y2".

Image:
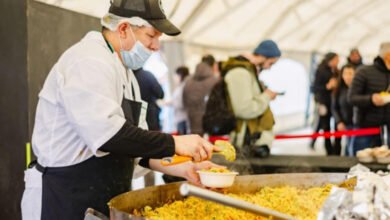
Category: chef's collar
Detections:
[{"x1": 105, "y1": 39, "x2": 114, "y2": 53}]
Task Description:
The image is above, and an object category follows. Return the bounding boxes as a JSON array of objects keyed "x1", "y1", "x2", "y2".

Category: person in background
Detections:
[
  {"x1": 170, "y1": 66, "x2": 190, "y2": 135},
  {"x1": 134, "y1": 67, "x2": 164, "y2": 131},
  {"x1": 183, "y1": 55, "x2": 219, "y2": 135},
  {"x1": 158, "y1": 66, "x2": 189, "y2": 135},
  {"x1": 312, "y1": 52, "x2": 341, "y2": 155},
  {"x1": 215, "y1": 61, "x2": 223, "y2": 78},
  {"x1": 347, "y1": 48, "x2": 363, "y2": 68},
  {"x1": 348, "y1": 42, "x2": 390, "y2": 155},
  {"x1": 331, "y1": 64, "x2": 356, "y2": 156},
  {"x1": 160, "y1": 66, "x2": 190, "y2": 184},
  {"x1": 134, "y1": 67, "x2": 164, "y2": 187},
  {"x1": 223, "y1": 40, "x2": 281, "y2": 158}
]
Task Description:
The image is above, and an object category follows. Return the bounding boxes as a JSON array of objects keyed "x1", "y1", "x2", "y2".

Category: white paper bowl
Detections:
[
  {"x1": 381, "y1": 95, "x2": 390, "y2": 104},
  {"x1": 197, "y1": 171, "x2": 238, "y2": 188},
  {"x1": 377, "y1": 156, "x2": 390, "y2": 164},
  {"x1": 357, "y1": 156, "x2": 375, "y2": 163}
]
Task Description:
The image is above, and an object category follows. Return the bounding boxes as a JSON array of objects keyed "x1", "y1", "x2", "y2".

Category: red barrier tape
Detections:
[
  {"x1": 274, "y1": 127, "x2": 381, "y2": 140},
  {"x1": 208, "y1": 136, "x2": 230, "y2": 143},
  {"x1": 170, "y1": 127, "x2": 381, "y2": 142},
  {"x1": 169, "y1": 133, "x2": 229, "y2": 142}
]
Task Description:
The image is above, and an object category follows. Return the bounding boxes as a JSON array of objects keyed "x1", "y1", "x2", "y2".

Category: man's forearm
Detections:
[
  {"x1": 99, "y1": 121, "x2": 175, "y2": 158},
  {"x1": 350, "y1": 94, "x2": 372, "y2": 107}
]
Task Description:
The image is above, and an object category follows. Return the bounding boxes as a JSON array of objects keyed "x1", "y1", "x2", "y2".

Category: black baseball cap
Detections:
[{"x1": 109, "y1": 0, "x2": 181, "y2": 36}]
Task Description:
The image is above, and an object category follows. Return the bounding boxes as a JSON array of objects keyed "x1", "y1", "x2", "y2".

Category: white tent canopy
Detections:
[
  {"x1": 35, "y1": 0, "x2": 390, "y2": 57},
  {"x1": 34, "y1": 0, "x2": 390, "y2": 132}
]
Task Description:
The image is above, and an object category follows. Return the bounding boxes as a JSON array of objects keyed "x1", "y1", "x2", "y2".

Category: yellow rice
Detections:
[{"x1": 138, "y1": 184, "x2": 333, "y2": 220}]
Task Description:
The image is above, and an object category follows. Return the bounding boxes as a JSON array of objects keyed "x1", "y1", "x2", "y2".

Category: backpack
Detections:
[
  {"x1": 202, "y1": 79, "x2": 236, "y2": 135},
  {"x1": 202, "y1": 57, "x2": 259, "y2": 135}
]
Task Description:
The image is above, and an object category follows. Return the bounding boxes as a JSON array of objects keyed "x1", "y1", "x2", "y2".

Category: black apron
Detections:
[{"x1": 38, "y1": 93, "x2": 141, "y2": 220}]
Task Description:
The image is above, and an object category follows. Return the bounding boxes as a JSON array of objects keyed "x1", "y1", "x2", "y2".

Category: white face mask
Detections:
[{"x1": 118, "y1": 26, "x2": 152, "y2": 70}]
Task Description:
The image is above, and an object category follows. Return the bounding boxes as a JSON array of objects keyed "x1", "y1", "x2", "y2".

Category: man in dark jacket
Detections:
[
  {"x1": 348, "y1": 42, "x2": 390, "y2": 155},
  {"x1": 134, "y1": 67, "x2": 164, "y2": 131}
]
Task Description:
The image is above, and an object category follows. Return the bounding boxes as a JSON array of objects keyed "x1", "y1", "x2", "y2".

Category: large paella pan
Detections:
[{"x1": 108, "y1": 173, "x2": 347, "y2": 220}]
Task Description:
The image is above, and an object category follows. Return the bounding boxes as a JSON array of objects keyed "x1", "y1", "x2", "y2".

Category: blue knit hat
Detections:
[{"x1": 254, "y1": 40, "x2": 281, "y2": 58}]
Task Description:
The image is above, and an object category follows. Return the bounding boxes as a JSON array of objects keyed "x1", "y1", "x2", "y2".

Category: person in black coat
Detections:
[
  {"x1": 331, "y1": 64, "x2": 355, "y2": 156},
  {"x1": 134, "y1": 68, "x2": 164, "y2": 131},
  {"x1": 347, "y1": 48, "x2": 363, "y2": 68},
  {"x1": 312, "y1": 52, "x2": 341, "y2": 155},
  {"x1": 348, "y1": 42, "x2": 390, "y2": 155}
]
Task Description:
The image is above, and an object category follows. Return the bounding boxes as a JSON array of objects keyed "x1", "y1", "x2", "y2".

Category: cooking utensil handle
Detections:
[
  {"x1": 180, "y1": 183, "x2": 298, "y2": 220},
  {"x1": 161, "y1": 156, "x2": 192, "y2": 166}
]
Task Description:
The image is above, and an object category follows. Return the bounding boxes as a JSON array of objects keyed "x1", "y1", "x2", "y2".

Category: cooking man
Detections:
[{"x1": 21, "y1": 0, "x2": 221, "y2": 219}]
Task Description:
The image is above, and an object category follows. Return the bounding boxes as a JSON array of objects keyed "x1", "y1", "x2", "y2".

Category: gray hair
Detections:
[{"x1": 379, "y1": 42, "x2": 390, "y2": 58}]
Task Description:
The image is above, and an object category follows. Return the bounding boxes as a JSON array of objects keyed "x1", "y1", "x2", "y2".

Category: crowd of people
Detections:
[
  {"x1": 144, "y1": 42, "x2": 390, "y2": 159},
  {"x1": 156, "y1": 40, "x2": 282, "y2": 159},
  {"x1": 312, "y1": 44, "x2": 390, "y2": 156}
]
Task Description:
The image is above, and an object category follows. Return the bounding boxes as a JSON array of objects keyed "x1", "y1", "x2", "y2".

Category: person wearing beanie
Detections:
[
  {"x1": 348, "y1": 42, "x2": 390, "y2": 155},
  {"x1": 21, "y1": 0, "x2": 222, "y2": 219},
  {"x1": 251, "y1": 39, "x2": 281, "y2": 70},
  {"x1": 220, "y1": 40, "x2": 281, "y2": 159},
  {"x1": 254, "y1": 40, "x2": 282, "y2": 60}
]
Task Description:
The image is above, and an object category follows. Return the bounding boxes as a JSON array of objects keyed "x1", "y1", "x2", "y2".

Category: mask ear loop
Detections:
[
  {"x1": 129, "y1": 25, "x2": 138, "y2": 43},
  {"x1": 117, "y1": 31, "x2": 124, "y2": 50}
]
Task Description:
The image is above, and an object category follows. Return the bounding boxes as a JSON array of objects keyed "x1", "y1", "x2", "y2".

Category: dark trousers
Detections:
[
  {"x1": 312, "y1": 114, "x2": 341, "y2": 155},
  {"x1": 344, "y1": 125, "x2": 354, "y2": 156},
  {"x1": 177, "y1": 121, "x2": 188, "y2": 135},
  {"x1": 352, "y1": 127, "x2": 390, "y2": 156}
]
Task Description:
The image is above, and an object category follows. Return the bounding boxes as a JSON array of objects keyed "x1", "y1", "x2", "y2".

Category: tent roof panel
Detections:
[{"x1": 34, "y1": 0, "x2": 390, "y2": 56}]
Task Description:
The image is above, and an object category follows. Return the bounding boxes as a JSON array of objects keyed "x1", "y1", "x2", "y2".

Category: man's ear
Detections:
[{"x1": 117, "y1": 22, "x2": 130, "y2": 39}]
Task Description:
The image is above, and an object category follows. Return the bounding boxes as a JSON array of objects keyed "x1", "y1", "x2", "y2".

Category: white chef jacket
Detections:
[{"x1": 21, "y1": 31, "x2": 149, "y2": 220}]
